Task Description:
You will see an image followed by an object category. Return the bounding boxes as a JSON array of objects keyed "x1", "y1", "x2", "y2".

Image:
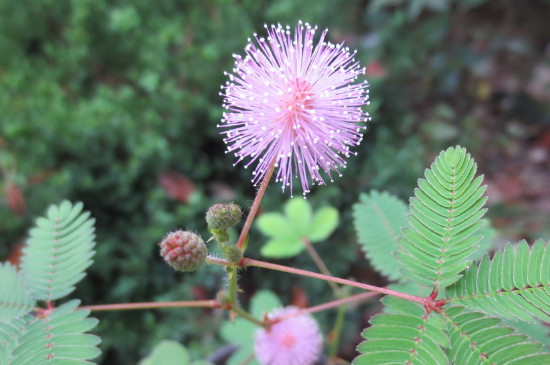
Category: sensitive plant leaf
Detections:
[
  {"x1": 308, "y1": 206, "x2": 339, "y2": 242},
  {"x1": 256, "y1": 198, "x2": 338, "y2": 258},
  {"x1": 260, "y1": 238, "x2": 304, "y2": 259},
  {"x1": 446, "y1": 240, "x2": 550, "y2": 324},
  {"x1": 221, "y1": 290, "x2": 282, "y2": 365},
  {"x1": 354, "y1": 296, "x2": 449, "y2": 365},
  {"x1": 139, "y1": 340, "x2": 212, "y2": 365},
  {"x1": 256, "y1": 214, "x2": 296, "y2": 239},
  {"x1": 445, "y1": 306, "x2": 550, "y2": 364},
  {"x1": 353, "y1": 190, "x2": 408, "y2": 281},
  {"x1": 396, "y1": 146, "x2": 487, "y2": 288},
  {"x1": 466, "y1": 219, "x2": 495, "y2": 261},
  {"x1": 0, "y1": 316, "x2": 31, "y2": 364},
  {"x1": 139, "y1": 340, "x2": 189, "y2": 365},
  {"x1": 0, "y1": 262, "x2": 36, "y2": 321},
  {"x1": 387, "y1": 281, "x2": 432, "y2": 298},
  {"x1": 284, "y1": 198, "x2": 312, "y2": 237},
  {"x1": 502, "y1": 319, "x2": 550, "y2": 348},
  {"x1": 10, "y1": 300, "x2": 101, "y2": 364},
  {"x1": 21, "y1": 201, "x2": 96, "y2": 301}
]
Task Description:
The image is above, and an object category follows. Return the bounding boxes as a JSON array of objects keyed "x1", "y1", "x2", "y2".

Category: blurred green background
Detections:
[{"x1": 1, "y1": 0, "x2": 550, "y2": 363}]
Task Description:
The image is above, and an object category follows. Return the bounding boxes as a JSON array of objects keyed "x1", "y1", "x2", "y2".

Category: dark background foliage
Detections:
[{"x1": 1, "y1": 0, "x2": 549, "y2": 363}]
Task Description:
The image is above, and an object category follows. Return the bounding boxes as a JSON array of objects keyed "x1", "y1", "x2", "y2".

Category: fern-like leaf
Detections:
[
  {"x1": 354, "y1": 296, "x2": 449, "y2": 364},
  {"x1": 0, "y1": 262, "x2": 36, "y2": 321},
  {"x1": 0, "y1": 316, "x2": 31, "y2": 364},
  {"x1": 445, "y1": 306, "x2": 550, "y2": 364},
  {"x1": 21, "y1": 201, "x2": 96, "y2": 301},
  {"x1": 11, "y1": 299, "x2": 101, "y2": 364},
  {"x1": 353, "y1": 190, "x2": 408, "y2": 281},
  {"x1": 446, "y1": 240, "x2": 550, "y2": 323},
  {"x1": 396, "y1": 146, "x2": 487, "y2": 288}
]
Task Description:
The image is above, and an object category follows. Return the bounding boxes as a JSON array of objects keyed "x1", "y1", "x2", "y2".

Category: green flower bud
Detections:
[
  {"x1": 222, "y1": 245, "x2": 243, "y2": 264},
  {"x1": 206, "y1": 203, "x2": 243, "y2": 230},
  {"x1": 159, "y1": 231, "x2": 207, "y2": 272}
]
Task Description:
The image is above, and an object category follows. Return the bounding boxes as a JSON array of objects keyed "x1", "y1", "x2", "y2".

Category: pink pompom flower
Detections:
[
  {"x1": 254, "y1": 306, "x2": 323, "y2": 365},
  {"x1": 220, "y1": 21, "x2": 370, "y2": 196}
]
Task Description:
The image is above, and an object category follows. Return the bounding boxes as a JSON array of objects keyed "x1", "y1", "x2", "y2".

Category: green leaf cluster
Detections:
[
  {"x1": 447, "y1": 240, "x2": 550, "y2": 323},
  {"x1": 355, "y1": 296, "x2": 448, "y2": 364},
  {"x1": 0, "y1": 201, "x2": 100, "y2": 364},
  {"x1": 353, "y1": 190, "x2": 409, "y2": 281},
  {"x1": 256, "y1": 198, "x2": 339, "y2": 258},
  {"x1": 397, "y1": 146, "x2": 487, "y2": 288},
  {"x1": 354, "y1": 146, "x2": 550, "y2": 364}
]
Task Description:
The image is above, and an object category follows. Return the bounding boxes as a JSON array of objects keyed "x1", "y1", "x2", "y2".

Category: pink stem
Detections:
[
  {"x1": 236, "y1": 159, "x2": 277, "y2": 249},
  {"x1": 206, "y1": 256, "x2": 232, "y2": 266},
  {"x1": 242, "y1": 258, "x2": 426, "y2": 304},
  {"x1": 303, "y1": 291, "x2": 379, "y2": 315},
  {"x1": 283, "y1": 291, "x2": 379, "y2": 320},
  {"x1": 80, "y1": 300, "x2": 217, "y2": 312}
]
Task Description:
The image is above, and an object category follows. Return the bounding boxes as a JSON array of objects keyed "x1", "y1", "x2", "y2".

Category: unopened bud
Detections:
[
  {"x1": 206, "y1": 203, "x2": 243, "y2": 230},
  {"x1": 159, "y1": 231, "x2": 207, "y2": 272},
  {"x1": 222, "y1": 245, "x2": 243, "y2": 264}
]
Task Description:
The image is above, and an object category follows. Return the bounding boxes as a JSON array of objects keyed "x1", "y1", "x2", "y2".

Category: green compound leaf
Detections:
[
  {"x1": 256, "y1": 198, "x2": 338, "y2": 259},
  {"x1": 0, "y1": 316, "x2": 31, "y2": 364},
  {"x1": 396, "y1": 146, "x2": 487, "y2": 289},
  {"x1": 255, "y1": 213, "x2": 296, "y2": 240},
  {"x1": 11, "y1": 299, "x2": 101, "y2": 365},
  {"x1": 139, "y1": 341, "x2": 190, "y2": 365},
  {"x1": 21, "y1": 201, "x2": 96, "y2": 301},
  {"x1": 308, "y1": 206, "x2": 339, "y2": 243},
  {"x1": 502, "y1": 318, "x2": 550, "y2": 348},
  {"x1": 139, "y1": 340, "x2": 213, "y2": 365},
  {"x1": 354, "y1": 296, "x2": 449, "y2": 365},
  {"x1": 353, "y1": 190, "x2": 408, "y2": 282},
  {"x1": 466, "y1": 219, "x2": 495, "y2": 261},
  {"x1": 284, "y1": 198, "x2": 312, "y2": 237},
  {"x1": 260, "y1": 238, "x2": 304, "y2": 258},
  {"x1": 445, "y1": 306, "x2": 550, "y2": 364},
  {"x1": 0, "y1": 262, "x2": 36, "y2": 321},
  {"x1": 446, "y1": 240, "x2": 550, "y2": 324},
  {"x1": 221, "y1": 290, "x2": 282, "y2": 365}
]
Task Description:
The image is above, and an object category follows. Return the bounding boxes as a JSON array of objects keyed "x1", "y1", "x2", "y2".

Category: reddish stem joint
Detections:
[{"x1": 424, "y1": 289, "x2": 447, "y2": 314}]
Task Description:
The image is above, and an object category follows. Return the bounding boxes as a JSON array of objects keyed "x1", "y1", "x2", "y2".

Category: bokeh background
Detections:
[{"x1": 1, "y1": 0, "x2": 550, "y2": 363}]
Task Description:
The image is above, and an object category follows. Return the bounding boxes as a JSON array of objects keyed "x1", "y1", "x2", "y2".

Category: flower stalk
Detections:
[{"x1": 236, "y1": 158, "x2": 276, "y2": 250}]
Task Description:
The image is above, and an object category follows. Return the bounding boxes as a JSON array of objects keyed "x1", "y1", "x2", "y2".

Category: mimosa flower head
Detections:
[
  {"x1": 254, "y1": 306, "x2": 323, "y2": 365},
  {"x1": 220, "y1": 21, "x2": 370, "y2": 196}
]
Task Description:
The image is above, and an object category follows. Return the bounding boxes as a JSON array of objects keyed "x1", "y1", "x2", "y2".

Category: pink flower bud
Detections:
[{"x1": 159, "y1": 231, "x2": 206, "y2": 272}]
